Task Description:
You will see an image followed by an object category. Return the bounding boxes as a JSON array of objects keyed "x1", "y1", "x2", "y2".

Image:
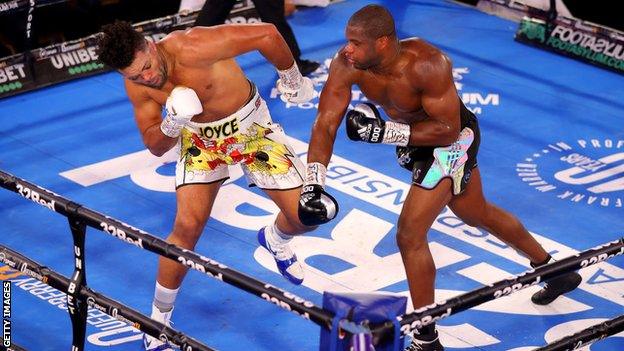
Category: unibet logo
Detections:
[
  {"x1": 516, "y1": 138, "x2": 624, "y2": 208},
  {"x1": 0, "y1": 63, "x2": 27, "y2": 83},
  {"x1": 50, "y1": 47, "x2": 99, "y2": 69}
]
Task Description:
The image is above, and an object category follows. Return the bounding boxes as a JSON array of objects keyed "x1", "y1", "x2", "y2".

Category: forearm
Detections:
[
  {"x1": 256, "y1": 24, "x2": 295, "y2": 70},
  {"x1": 143, "y1": 124, "x2": 178, "y2": 157},
  {"x1": 299, "y1": 121, "x2": 340, "y2": 226},
  {"x1": 307, "y1": 122, "x2": 338, "y2": 166},
  {"x1": 407, "y1": 119, "x2": 458, "y2": 146}
]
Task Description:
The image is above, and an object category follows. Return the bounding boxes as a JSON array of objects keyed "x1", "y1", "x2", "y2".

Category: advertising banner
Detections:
[
  {"x1": 0, "y1": 0, "x2": 259, "y2": 99},
  {"x1": 515, "y1": 16, "x2": 624, "y2": 74}
]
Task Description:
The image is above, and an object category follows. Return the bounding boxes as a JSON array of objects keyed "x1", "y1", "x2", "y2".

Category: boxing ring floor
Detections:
[{"x1": 1, "y1": 0, "x2": 623, "y2": 350}]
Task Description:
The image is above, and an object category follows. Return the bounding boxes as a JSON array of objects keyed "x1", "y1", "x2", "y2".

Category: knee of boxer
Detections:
[
  {"x1": 395, "y1": 225, "x2": 429, "y2": 253},
  {"x1": 169, "y1": 217, "x2": 206, "y2": 246}
]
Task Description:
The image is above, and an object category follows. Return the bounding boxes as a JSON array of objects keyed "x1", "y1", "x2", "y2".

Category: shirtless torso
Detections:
[
  {"x1": 344, "y1": 39, "x2": 437, "y2": 124},
  {"x1": 126, "y1": 39, "x2": 251, "y2": 123},
  {"x1": 118, "y1": 24, "x2": 298, "y2": 157},
  {"x1": 307, "y1": 35, "x2": 463, "y2": 166}
]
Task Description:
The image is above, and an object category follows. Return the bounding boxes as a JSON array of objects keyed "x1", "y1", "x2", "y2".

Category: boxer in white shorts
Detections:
[{"x1": 97, "y1": 21, "x2": 318, "y2": 351}]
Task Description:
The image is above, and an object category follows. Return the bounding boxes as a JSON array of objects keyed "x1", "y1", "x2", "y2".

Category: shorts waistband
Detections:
[{"x1": 185, "y1": 82, "x2": 261, "y2": 139}]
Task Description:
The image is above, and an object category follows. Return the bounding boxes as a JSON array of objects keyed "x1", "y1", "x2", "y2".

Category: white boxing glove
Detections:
[
  {"x1": 160, "y1": 86, "x2": 203, "y2": 138},
  {"x1": 276, "y1": 62, "x2": 316, "y2": 104}
]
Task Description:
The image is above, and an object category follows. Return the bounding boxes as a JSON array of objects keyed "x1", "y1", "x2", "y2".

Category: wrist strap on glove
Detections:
[
  {"x1": 160, "y1": 113, "x2": 186, "y2": 138},
  {"x1": 277, "y1": 61, "x2": 302, "y2": 91},
  {"x1": 383, "y1": 121, "x2": 411, "y2": 146},
  {"x1": 304, "y1": 162, "x2": 327, "y2": 187}
]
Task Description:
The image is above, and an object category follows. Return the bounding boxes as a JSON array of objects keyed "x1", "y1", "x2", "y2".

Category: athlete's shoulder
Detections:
[
  {"x1": 401, "y1": 38, "x2": 448, "y2": 63},
  {"x1": 161, "y1": 27, "x2": 221, "y2": 66},
  {"x1": 401, "y1": 37, "x2": 452, "y2": 78},
  {"x1": 160, "y1": 28, "x2": 197, "y2": 52},
  {"x1": 329, "y1": 47, "x2": 360, "y2": 82}
]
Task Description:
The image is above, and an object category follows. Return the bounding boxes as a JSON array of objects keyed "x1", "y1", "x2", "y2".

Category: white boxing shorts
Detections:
[{"x1": 175, "y1": 84, "x2": 305, "y2": 190}]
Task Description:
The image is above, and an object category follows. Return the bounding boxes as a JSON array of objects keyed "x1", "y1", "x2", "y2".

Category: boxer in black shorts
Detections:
[{"x1": 296, "y1": 5, "x2": 582, "y2": 350}]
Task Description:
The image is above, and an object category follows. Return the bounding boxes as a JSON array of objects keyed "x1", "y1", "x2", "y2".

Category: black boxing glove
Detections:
[
  {"x1": 345, "y1": 103, "x2": 411, "y2": 146},
  {"x1": 298, "y1": 162, "x2": 339, "y2": 226}
]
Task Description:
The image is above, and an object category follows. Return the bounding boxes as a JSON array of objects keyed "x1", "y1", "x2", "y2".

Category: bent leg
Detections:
[
  {"x1": 448, "y1": 168, "x2": 549, "y2": 263},
  {"x1": 145, "y1": 182, "x2": 221, "y2": 349},
  {"x1": 157, "y1": 182, "x2": 221, "y2": 289},
  {"x1": 264, "y1": 186, "x2": 315, "y2": 235},
  {"x1": 258, "y1": 186, "x2": 315, "y2": 284},
  {"x1": 398, "y1": 179, "x2": 453, "y2": 309},
  {"x1": 449, "y1": 168, "x2": 581, "y2": 304}
]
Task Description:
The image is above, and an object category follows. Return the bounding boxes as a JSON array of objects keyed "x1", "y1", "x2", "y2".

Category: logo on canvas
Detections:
[{"x1": 516, "y1": 138, "x2": 624, "y2": 208}]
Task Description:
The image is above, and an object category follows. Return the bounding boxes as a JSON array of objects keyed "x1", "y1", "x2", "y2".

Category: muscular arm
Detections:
[
  {"x1": 307, "y1": 55, "x2": 353, "y2": 166},
  {"x1": 126, "y1": 81, "x2": 176, "y2": 157},
  {"x1": 179, "y1": 24, "x2": 295, "y2": 70},
  {"x1": 408, "y1": 52, "x2": 461, "y2": 146},
  {"x1": 298, "y1": 54, "x2": 349, "y2": 225}
]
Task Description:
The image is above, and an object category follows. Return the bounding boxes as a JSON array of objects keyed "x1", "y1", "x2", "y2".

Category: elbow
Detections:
[
  {"x1": 439, "y1": 124, "x2": 460, "y2": 146},
  {"x1": 149, "y1": 148, "x2": 166, "y2": 158},
  {"x1": 145, "y1": 142, "x2": 169, "y2": 157},
  {"x1": 254, "y1": 23, "x2": 282, "y2": 56},
  {"x1": 265, "y1": 23, "x2": 279, "y2": 37},
  {"x1": 441, "y1": 135, "x2": 457, "y2": 146},
  {"x1": 142, "y1": 127, "x2": 176, "y2": 157},
  {"x1": 262, "y1": 23, "x2": 281, "y2": 42}
]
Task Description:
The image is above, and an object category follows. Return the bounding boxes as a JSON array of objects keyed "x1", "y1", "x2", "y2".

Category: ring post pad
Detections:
[{"x1": 320, "y1": 291, "x2": 407, "y2": 351}]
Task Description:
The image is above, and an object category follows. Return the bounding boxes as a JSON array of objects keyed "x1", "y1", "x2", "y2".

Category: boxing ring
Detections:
[
  {"x1": 1, "y1": 0, "x2": 624, "y2": 350},
  {"x1": 1, "y1": 170, "x2": 622, "y2": 349}
]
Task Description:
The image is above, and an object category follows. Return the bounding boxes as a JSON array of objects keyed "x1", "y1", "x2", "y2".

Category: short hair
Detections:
[
  {"x1": 97, "y1": 21, "x2": 146, "y2": 70},
  {"x1": 348, "y1": 4, "x2": 396, "y2": 39}
]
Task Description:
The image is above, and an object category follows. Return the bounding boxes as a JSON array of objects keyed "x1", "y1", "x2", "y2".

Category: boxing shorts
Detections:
[
  {"x1": 396, "y1": 101, "x2": 480, "y2": 195},
  {"x1": 175, "y1": 83, "x2": 305, "y2": 190}
]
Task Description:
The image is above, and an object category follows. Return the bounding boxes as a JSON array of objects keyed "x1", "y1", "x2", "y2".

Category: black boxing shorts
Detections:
[{"x1": 396, "y1": 101, "x2": 480, "y2": 195}]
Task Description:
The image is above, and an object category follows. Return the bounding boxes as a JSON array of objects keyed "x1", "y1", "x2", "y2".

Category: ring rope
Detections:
[
  {"x1": 3, "y1": 168, "x2": 623, "y2": 349},
  {"x1": 0, "y1": 169, "x2": 335, "y2": 327},
  {"x1": 0, "y1": 244, "x2": 215, "y2": 351},
  {"x1": 367, "y1": 238, "x2": 624, "y2": 341},
  {"x1": 535, "y1": 314, "x2": 624, "y2": 350}
]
